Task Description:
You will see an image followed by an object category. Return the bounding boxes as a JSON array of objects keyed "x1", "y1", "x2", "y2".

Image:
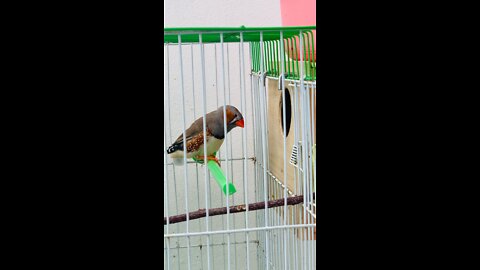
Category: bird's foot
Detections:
[{"x1": 195, "y1": 155, "x2": 221, "y2": 167}]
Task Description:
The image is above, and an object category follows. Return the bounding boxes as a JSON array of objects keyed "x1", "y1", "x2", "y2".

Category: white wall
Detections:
[
  {"x1": 165, "y1": 0, "x2": 281, "y2": 27},
  {"x1": 164, "y1": 1, "x2": 282, "y2": 269}
]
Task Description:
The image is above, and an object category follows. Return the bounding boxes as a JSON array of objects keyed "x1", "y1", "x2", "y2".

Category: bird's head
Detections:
[{"x1": 222, "y1": 105, "x2": 244, "y2": 131}]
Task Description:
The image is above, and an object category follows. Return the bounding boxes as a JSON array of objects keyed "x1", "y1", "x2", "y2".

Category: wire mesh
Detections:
[{"x1": 164, "y1": 27, "x2": 316, "y2": 270}]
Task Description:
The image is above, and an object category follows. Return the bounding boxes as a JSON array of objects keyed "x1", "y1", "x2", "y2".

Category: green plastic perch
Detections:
[{"x1": 193, "y1": 153, "x2": 236, "y2": 196}]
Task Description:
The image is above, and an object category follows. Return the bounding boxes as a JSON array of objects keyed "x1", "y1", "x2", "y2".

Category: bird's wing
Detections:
[
  {"x1": 170, "y1": 108, "x2": 224, "y2": 148},
  {"x1": 172, "y1": 117, "x2": 208, "y2": 146}
]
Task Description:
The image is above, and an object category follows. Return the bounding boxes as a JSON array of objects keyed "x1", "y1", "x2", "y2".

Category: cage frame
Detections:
[{"x1": 164, "y1": 25, "x2": 316, "y2": 270}]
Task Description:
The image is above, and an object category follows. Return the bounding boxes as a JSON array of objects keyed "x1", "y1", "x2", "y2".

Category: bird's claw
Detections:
[
  {"x1": 211, "y1": 156, "x2": 221, "y2": 167},
  {"x1": 195, "y1": 155, "x2": 221, "y2": 167}
]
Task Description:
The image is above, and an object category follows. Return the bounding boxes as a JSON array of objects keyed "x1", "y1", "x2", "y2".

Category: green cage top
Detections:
[{"x1": 164, "y1": 26, "x2": 316, "y2": 81}]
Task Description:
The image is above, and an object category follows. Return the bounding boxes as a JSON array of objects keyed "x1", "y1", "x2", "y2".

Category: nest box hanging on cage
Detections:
[{"x1": 250, "y1": 28, "x2": 317, "y2": 240}]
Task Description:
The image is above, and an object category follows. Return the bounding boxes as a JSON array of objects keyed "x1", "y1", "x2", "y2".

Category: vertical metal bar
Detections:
[
  {"x1": 264, "y1": 41, "x2": 268, "y2": 77},
  {"x1": 249, "y1": 46, "x2": 257, "y2": 193},
  {"x1": 313, "y1": 83, "x2": 317, "y2": 199},
  {"x1": 268, "y1": 41, "x2": 273, "y2": 76},
  {"x1": 177, "y1": 34, "x2": 192, "y2": 270},
  {"x1": 307, "y1": 32, "x2": 314, "y2": 79},
  {"x1": 248, "y1": 45, "x2": 261, "y2": 270},
  {"x1": 256, "y1": 68, "x2": 264, "y2": 270},
  {"x1": 305, "y1": 32, "x2": 310, "y2": 79},
  {"x1": 286, "y1": 39, "x2": 291, "y2": 78},
  {"x1": 263, "y1": 42, "x2": 267, "y2": 76},
  {"x1": 256, "y1": 42, "x2": 260, "y2": 72},
  {"x1": 215, "y1": 44, "x2": 219, "y2": 110},
  {"x1": 264, "y1": 41, "x2": 268, "y2": 78},
  {"x1": 258, "y1": 31, "x2": 270, "y2": 270},
  {"x1": 308, "y1": 31, "x2": 315, "y2": 79},
  {"x1": 164, "y1": 44, "x2": 171, "y2": 269},
  {"x1": 292, "y1": 37, "x2": 298, "y2": 80},
  {"x1": 270, "y1": 40, "x2": 274, "y2": 75},
  {"x1": 239, "y1": 31, "x2": 251, "y2": 270},
  {"x1": 227, "y1": 43, "x2": 232, "y2": 106},
  {"x1": 286, "y1": 38, "x2": 292, "y2": 78},
  {"x1": 308, "y1": 81, "x2": 315, "y2": 270},
  {"x1": 254, "y1": 39, "x2": 262, "y2": 270},
  {"x1": 220, "y1": 32, "x2": 232, "y2": 270},
  {"x1": 251, "y1": 43, "x2": 256, "y2": 71},
  {"x1": 284, "y1": 40, "x2": 288, "y2": 78},
  {"x1": 214, "y1": 42, "x2": 226, "y2": 270},
  {"x1": 302, "y1": 33, "x2": 308, "y2": 80},
  {"x1": 290, "y1": 38, "x2": 295, "y2": 78},
  {"x1": 305, "y1": 88, "x2": 313, "y2": 270},
  {"x1": 313, "y1": 82, "x2": 317, "y2": 269},
  {"x1": 198, "y1": 34, "x2": 212, "y2": 270},
  {"x1": 190, "y1": 44, "x2": 204, "y2": 269},
  {"x1": 275, "y1": 40, "x2": 280, "y2": 77},
  {"x1": 305, "y1": 81, "x2": 312, "y2": 269},
  {"x1": 164, "y1": 44, "x2": 170, "y2": 270},
  {"x1": 303, "y1": 33, "x2": 308, "y2": 81},
  {"x1": 298, "y1": 31, "x2": 309, "y2": 270},
  {"x1": 254, "y1": 42, "x2": 258, "y2": 71},
  {"x1": 258, "y1": 42, "x2": 262, "y2": 73},
  {"x1": 272, "y1": 41, "x2": 276, "y2": 77},
  {"x1": 227, "y1": 41, "x2": 238, "y2": 269},
  {"x1": 273, "y1": 40, "x2": 277, "y2": 76},
  {"x1": 279, "y1": 30, "x2": 290, "y2": 270},
  {"x1": 277, "y1": 179, "x2": 282, "y2": 270},
  {"x1": 250, "y1": 43, "x2": 254, "y2": 71},
  {"x1": 251, "y1": 70, "x2": 259, "y2": 270},
  {"x1": 292, "y1": 81, "x2": 300, "y2": 270},
  {"x1": 165, "y1": 43, "x2": 181, "y2": 270},
  {"x1": 290, "y1": 38, "x2": 295, "y2": 79},
  {"x1": 301, "y1": 32, "x2": 312, "y2": 270},
  {"x1": 266, "y1": 41, "x2": 271, "y2": 76}
]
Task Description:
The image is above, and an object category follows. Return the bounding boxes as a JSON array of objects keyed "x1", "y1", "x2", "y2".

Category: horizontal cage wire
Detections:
[{"x1": 164, "y1": 26, "x2": 316, "y2": 270}]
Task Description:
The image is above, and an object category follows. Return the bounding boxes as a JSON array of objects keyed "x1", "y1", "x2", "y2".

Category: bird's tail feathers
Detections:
[
  {"x1": 166, "y1": 143, "x2": 182, "y2": 154},
  {"x1": 167, "y1": 143, "x2": 186, "y2": 166}
]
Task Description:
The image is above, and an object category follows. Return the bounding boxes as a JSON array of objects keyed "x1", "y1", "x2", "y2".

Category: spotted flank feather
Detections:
[{"x1": 166, "y1": 130, "x2": 211, "y2": 154}]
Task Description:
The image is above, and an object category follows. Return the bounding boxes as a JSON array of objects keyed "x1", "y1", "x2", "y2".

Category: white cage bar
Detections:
[{"x1": 164, "y1": 26, "x2": 316, "y2": 270}]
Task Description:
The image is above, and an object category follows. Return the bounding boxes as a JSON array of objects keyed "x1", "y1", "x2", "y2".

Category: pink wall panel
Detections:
[{"x1": 280, "y1": 0, "x2": 316, "y2": 61}]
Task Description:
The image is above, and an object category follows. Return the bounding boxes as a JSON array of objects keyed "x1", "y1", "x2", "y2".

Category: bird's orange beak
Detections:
[{"x1": 236, "y1": 119, "x2": 245, "y2": 128}]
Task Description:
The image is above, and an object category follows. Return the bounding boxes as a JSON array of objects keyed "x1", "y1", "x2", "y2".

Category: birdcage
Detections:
[{"x1": 164, "y1": 26, "x2": 316, "y2": 270}]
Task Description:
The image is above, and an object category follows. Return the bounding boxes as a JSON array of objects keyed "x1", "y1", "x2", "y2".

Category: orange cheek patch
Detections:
[{"x1": 225, "y1": 109, "x2": 235, "y2": 124}]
